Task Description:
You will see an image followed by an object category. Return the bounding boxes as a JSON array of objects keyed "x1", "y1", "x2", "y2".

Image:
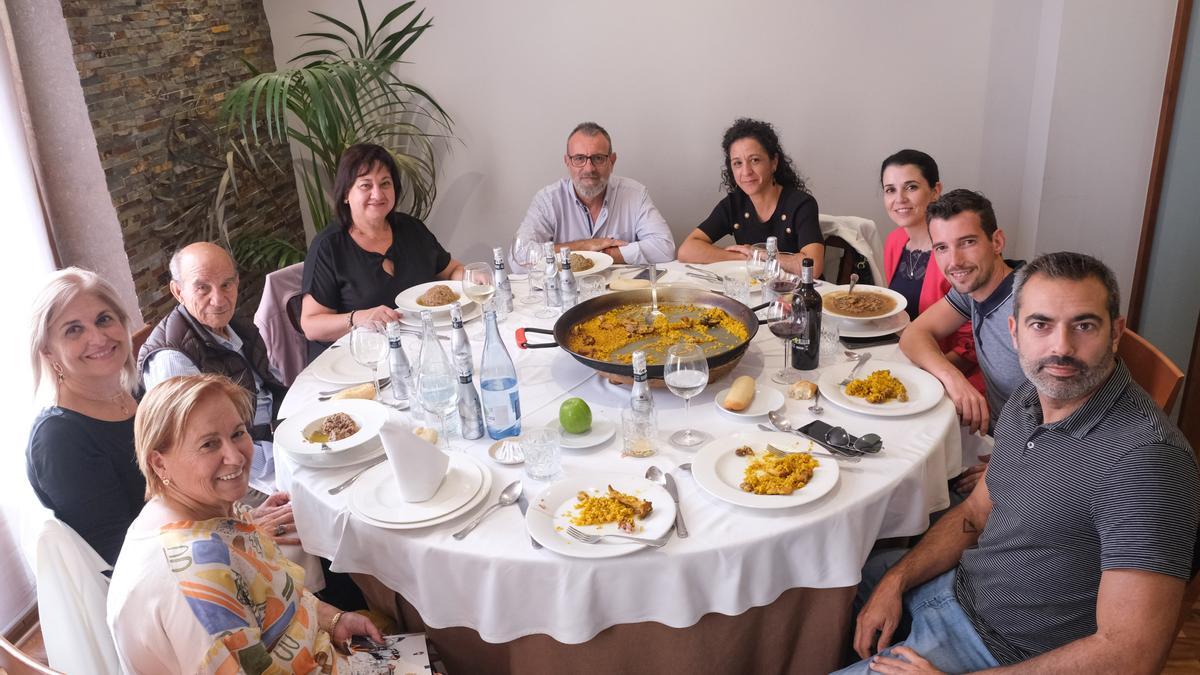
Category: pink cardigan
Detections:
[{"x1": 884, "y1": 228, "x2": 983, "y2": 392}]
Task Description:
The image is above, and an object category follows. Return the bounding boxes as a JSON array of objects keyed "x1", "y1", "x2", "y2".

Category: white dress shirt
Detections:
[{"x1": 513, "y1": 176, "x2": 676, "y2": 268}]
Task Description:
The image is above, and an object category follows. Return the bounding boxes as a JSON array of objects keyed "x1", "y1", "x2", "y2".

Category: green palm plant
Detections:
[{"x1": 222, "y1": 0, "x2": 452, "y2": 268}]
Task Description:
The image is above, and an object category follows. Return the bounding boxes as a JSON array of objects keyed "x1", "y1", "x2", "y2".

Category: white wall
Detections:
[{"x1": 262, "y1": 0, "x2": 1174, "y2": 308}]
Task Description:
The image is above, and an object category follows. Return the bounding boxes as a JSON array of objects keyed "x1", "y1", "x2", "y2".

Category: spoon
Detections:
[
  {"x1": 844, "y1": 350, "x2": 862, "y2": 361},
  {"x1": 756, "y1": 424, "x2": 861, "y2": 462},
  {"x1": 808, "y1": 389, "x2": 824, "y2": 415},
  {"x1": 452, "y1": 480, "x2": 523, "y2": 540},
  {"x1": 766, "y1": 409, "x2": 859, "y2": 458},
  {"x1": 646, "y1": 465, "x2": 687, "y2": 538},
  {"x1": 848, "y1": 272, "x2": 859, "y2": 295},
  {"x1": 678, "y1": 463, "x2": 692, "y2": 473}
]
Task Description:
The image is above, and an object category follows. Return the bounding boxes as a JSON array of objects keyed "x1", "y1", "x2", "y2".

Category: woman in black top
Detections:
[
  {"x1": 678, "y1": 118, "x2": 824, "y2": 277},
  {"x1": 300, "y1": 143, "x2": 464, "y2": 359},
  {"x1": 26, "y1": 268, "x2": 145, "y2": 566}
]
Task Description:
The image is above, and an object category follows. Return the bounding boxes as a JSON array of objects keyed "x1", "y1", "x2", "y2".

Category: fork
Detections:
[
  {"x1": 564, "y1": 526, "x2": 670, "y2": 548},
  {"x1": 327, "y1": 456, "x2": 386, "y2": 495},
  {"x1": 838, "y1": 352, "x2": 873, "y2": 386},
  {"x1": 317, "y1": 378, "x2": 391, "y2": 397}
]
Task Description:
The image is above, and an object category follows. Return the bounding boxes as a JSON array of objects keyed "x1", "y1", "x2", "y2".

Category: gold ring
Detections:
[{"x1": 274, "y1": 524, "x2": 286, "y2": 537}]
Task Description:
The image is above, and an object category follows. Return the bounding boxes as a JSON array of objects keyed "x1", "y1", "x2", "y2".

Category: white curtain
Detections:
[{"x1": 0, "y1": 6, "x2": 58, "y2": 634}]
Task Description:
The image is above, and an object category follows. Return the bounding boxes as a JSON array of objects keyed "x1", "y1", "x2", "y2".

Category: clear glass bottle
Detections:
[
  {"x1": 492, "y1": 246, "x2": 513, "y2": 318},
  {"x1": 455, "y1": 353, "x2": 485, "y2": 440},
  {"x1": 478, "y1": 306, "x2": 522, "y2": 439},
  {"x1": 622, "y1": 350, "x2": 657, "y2": 457},
  {"x1": 789, "y1": 258, "x2": 822, "y2": 371},
  {"x1": 385, "y1": 321, "x2": 413, "y2": 408},
  {"x1": 558, "y1": 248, "x2": 579, "y2": 309},
  {"x1": 449, "y1": 301, "x2": 473, "y2": 381},
  {"x1": 415, "y1": 310, "x2": 459, "y2": 441},
  {"x1": 542, "y1": 241, "x2": 561, "y2": 308},
  {"x1": 630, "y1": 350, "x2": 654, "y2": 416},
  {"x1": 763, "y1": 235, "x2": 781, "y2": 302}
]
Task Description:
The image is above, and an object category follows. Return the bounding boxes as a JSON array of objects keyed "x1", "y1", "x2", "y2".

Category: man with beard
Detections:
[
  {"x1": 513, "y1": 121, "x2": 675, "y2": 266},
  {"x1": 837, "y1": 251, "x2": 1198, "y2": 675},
  {"x1": 901, "y1": 190, "x2": 1026, "y2": 439}
]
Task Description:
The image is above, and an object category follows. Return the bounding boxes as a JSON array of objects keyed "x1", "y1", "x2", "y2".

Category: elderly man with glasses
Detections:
[{"x1": 513, "y1": 121, "x2": 676, "y2": 266}]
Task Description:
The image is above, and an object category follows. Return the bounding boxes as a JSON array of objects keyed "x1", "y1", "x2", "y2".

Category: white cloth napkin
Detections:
[{"x1": 380, "y1": 420, "x2": 449, "y2": 502}]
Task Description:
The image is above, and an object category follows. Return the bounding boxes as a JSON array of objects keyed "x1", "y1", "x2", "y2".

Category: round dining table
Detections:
[{"x1": 274, "y1": 262, "x2": 965, "y2": 675}]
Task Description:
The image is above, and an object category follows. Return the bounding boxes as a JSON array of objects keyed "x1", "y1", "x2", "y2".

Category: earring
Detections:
[
  {"x1": 162, "y1": 476, "x2": 171, "y2": 487},
  {"x1": 52, "y1": 362, "x2": 64, "y2": 383}
]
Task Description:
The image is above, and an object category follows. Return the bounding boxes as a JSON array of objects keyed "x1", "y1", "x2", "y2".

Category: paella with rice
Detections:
[{"x1": 564, "y1": 303, "x2": 749, "y2": 365}]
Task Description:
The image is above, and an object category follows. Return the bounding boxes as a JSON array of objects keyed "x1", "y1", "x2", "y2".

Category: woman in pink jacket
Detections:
[{"x1": 880, "y1": 150, "x2": 983, "y2": 392}]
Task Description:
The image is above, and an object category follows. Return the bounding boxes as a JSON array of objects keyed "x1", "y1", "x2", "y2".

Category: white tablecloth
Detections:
[{"x1": 276, "y1": 264, "x2": 963, "y2": 644}]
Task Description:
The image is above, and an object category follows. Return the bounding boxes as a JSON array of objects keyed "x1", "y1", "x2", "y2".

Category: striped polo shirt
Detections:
[{"x1": 954, "y1": 361, "x2": 1199, "y2": 664}]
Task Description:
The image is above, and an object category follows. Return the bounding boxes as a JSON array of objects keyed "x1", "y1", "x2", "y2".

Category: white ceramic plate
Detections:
[
  {"x1": 283, "y1": 441, "x2": 385, "y2": 470},
  {"x1": 692, "y1": 430, "x2": 840, "y2": 509},
  {"x1": 525, "y1": 473, "x2": 676, "y2": 558},
  {"x1": 693, "y1": 260, "x2": 765, "y2": 293},
  {"x1": 398, "y1": 301, "x2": 481, "y2": 328},
  {"x1": 394, "y1": 281, "x2": 476, "y2": 315},
  {"x1": 714, "y1": 386, "x2": 786, "y2": 419},
  {"x1": 351, "y1": 458, "x2": 494, "y2": 531},
  {"x1": 308, "y1": 347, "x2": 377, "y2": 385},
  {"x1": 556, "y1": 418, "x2": 617, "y2": 449},
  {"x1": 835, "y1": 312, "x2": 911, "y2": 338},
  {"x1": 817, "y1": 360, "x2": 945, "y2": 417},
  {"x1": 568, "y1": 250, "x2": 614, "y2": 277},
  {"x1": 348, "y1": 453, "x2": 484, "y2": 524},
  {"x1": 817, "y1": 284, "x2": 908, "y2": 321},
  {"x1": 276, "y1": 399, "x2": 388, "y2": 454}
]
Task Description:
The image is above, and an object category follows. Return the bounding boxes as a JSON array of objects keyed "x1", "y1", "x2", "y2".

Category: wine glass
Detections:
[
  {"x1": 415, "y1": 335, "x2": 459, "y2": 449},
  {"x1": 664, "y1": 343, "x2": 712, "y2": 448},
  {"x1": 512, "y1": 236, "x2": 541, "y2": 304},
  {"x1": 350, "y1": 323, "x2": 389, "y2": 402},
  {"x1": 463, "y1": 262, "x2": 496, "y2": 309},
  {"x1": 747, "y1": 243, "x2": 771, "y2": 289},
  {"x1": 767, "y1": 300, "x2": 806, "y2": 385}
]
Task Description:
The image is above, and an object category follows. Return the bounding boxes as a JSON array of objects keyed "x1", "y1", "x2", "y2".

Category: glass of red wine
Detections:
[{"x1": 767, "y1": 299, "x2": 807, "y2": 384}]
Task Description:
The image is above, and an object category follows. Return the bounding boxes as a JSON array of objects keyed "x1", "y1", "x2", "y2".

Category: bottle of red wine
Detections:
[{"x1": 789, "y1": 257, "x2": 822, "y2": 370}]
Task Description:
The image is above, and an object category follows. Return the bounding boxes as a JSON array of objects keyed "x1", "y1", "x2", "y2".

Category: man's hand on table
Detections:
[
  {"x1": 854, "y1": 577, "x2": 906, "y2": 659},
  {"x1": 942, "y1": 374, "x2": 990, "y2": 435},
  {"x1": 869, "y1": 646, "x2": 946, "y2": 674},
  {"x1": 253, "y1": 491, "x2": 301, "y2": 546}
]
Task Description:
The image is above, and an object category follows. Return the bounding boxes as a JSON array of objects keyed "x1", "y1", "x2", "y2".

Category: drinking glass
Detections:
[
  {"x1": 664, "y1": 343, "x2": 711, "y2": 448},
  {"x1": 820, "y1": 318, "x2": 842, "y2": 362},
  {"x1": 747, "y1": 243, "x2": 770, "y2": 289},
  {"x1": 767, "y1": 301, "x2": 806, "y2": 385},
  {"x1": 415, "y1": 344, "x2": 459, "y2": 450},
  {"x1": 512, "y1": 236, "x2": 541, "y2": 304},
  {"x1": 523, "y1": 427, "x2": 562, "y2": 480},
  {"x1": 462, "y1": 262, "x2": 496, "y2": 307},
  {"x1": 349, "y1": 323, "x2": 389, "y2": 402},
  {"x1": 764, "y1": 272, "x2": 798, "y2": 304},
  {"x1": 620, "y1": 407, "x2": 657, "y2": 458},
  {"x1": 578, "y1": 275, "x2": 606, "y2": 301},
  {"x1": 722, "y1": 273, "x2": 751, "y2": 304}
]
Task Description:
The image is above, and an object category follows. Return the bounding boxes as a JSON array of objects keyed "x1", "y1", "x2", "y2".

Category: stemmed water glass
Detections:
[
  {"x1": 349, "y1": 323, "x2": 389, "y2": 402},
  {"x1": 415, "y1": 333, "x2": 459, "y2": 450},
  {"x1": 512, "y1": 236, "x2": 541, "y2": 305},
  {"x1": 766, "y1": 300, "x2": 806, "y2": 385},
  {"x1": 747, "y1": 242, "x2": 771, "y2": 290},
  {"x1": 664, "y1": 343, "x2": 712, "y2": 448},
  {"x1": 462, "y1": 262, "x2": 496, "y2": 309}
]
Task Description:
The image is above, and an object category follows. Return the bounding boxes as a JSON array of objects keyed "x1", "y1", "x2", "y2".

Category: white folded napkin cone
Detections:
[{"x1": 380, "y1": 420, "x2": 449, "y2": 502}]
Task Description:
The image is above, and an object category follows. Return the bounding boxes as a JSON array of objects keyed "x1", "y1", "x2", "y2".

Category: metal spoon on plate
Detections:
[{"x1": 452, "y1": 480, "x2": 523, "y2": 540}]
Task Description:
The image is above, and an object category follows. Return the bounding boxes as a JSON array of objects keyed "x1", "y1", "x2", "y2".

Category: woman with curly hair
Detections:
[{"x1": 678, "y1": 118, "x2": 823, "y2": 276}]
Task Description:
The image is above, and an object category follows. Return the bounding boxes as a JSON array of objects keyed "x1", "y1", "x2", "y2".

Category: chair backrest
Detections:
[
  {"x1": 822, "y1": 235, "x2": 860, "y2": 285},
  {"x1": 817, "y1": 214, "x2": 886, "y2": 285},
  {"x1": 131, "y1": 323, "x2": 153, "y2": 359},
  {"x1": 1118, "y1": 328, "x2": 1184, "y2": 411},
  {"x1": 0, "y1": 636, "x2": 60, "y2": 675},
  {"x1": 32, "y1": 519, "x2": 120, "y2": 675},
  {"x1": 254, "y1": 262, "x2": 308, "y2": 386}
]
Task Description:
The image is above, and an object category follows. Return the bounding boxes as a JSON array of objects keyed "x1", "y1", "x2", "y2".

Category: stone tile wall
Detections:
[{"x1": 60, "y1": 0, "x2": 303, "y2": 322}]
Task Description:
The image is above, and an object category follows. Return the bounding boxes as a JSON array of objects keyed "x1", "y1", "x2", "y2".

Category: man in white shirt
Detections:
[
  {"x1": 514, "y1": 121, "x2": 676, "y2": 266},
  {"x1": 138, "y1": 242, "x2": 287, "y2": 492}
]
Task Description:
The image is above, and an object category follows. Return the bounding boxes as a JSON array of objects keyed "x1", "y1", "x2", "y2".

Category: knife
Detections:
[
  {"x1": 839, "y1": 352, "x2": 873, "y2": 386},
  {"x1": 663, "y1": 473, "x2": 689, "y2": 538},
  {"x1": 516, "y1": 494, "x2": 542, "y2": 549}
]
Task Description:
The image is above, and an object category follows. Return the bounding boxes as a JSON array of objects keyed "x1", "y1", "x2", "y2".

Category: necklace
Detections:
[
  {"x1": 904, "y1": 247, "x2": 929, "y2": 280},
  {"x1": 62, "y1": 385, "x2": 133, "y2": 417}
]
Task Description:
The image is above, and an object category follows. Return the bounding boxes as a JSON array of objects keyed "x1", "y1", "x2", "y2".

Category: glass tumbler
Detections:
[
  {"x1": 620, "y1": 408, "x2": 657, "y2": 458},
  {"x1": 523, "y1": 427, "x2": 562, "y2": 480},
  {"x1": 722, "y1": 274, "x2": 751, "y2": 305}
]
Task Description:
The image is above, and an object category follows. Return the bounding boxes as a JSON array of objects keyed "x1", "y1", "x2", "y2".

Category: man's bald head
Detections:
[{"x1": 169, "y1": 242, "x2": 239, "y2": 334}]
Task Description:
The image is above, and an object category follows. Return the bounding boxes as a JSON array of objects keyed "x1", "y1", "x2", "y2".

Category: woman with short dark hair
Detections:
[
  {"x1": 300, "y1": 143, "x2": 463, "y2": 359},
  {"x1": 678, "y1": 118, "x2": 824, "y2": 277}
]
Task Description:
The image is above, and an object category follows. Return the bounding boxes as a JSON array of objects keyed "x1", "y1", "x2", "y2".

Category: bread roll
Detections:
[
  {"x1": 413, "y1": 426, "x2": 438, "y2": 444},
  {"x1": 723, "y1": 375, "x2": 757, "y2": 411},
  {"x1": 608, "y1": 277, "x2": 649, "y2": 291},
  {"x1": 788, "y1": 380, "x2": 817, "y2": 400},
  {"x1": 331, "y1": 383, "x2": 376, "y2": 400}
]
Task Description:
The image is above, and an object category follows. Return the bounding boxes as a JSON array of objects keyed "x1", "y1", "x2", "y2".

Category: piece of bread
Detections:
[
  {"x1": 788, "y1": 380, "x2": 817, "y2": 400},
  {"x1": 331, "y1": 383, "x2": 376, "y2": 400},
  {"x1": 413, "y1": 426, "x2": 438, "y2": 444},
  {"x1": 723, "y1": 375, "x2": 757, "y2": 411},
  {"x1": 609, "y1": 277, "x2": 650, "y2": 291}
]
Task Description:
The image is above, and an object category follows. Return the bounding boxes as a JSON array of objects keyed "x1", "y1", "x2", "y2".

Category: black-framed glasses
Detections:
[{"x1": 568, "y1": 153, "x2": 611, "y2": 167}]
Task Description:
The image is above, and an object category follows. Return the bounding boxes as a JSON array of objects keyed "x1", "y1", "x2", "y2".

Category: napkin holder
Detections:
[{"x1": 379, "y1": 421, "x2": 449, "y2": 502}]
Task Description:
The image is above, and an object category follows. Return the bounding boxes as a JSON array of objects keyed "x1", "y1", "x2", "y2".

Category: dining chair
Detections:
[
  {"x1": 0, "y1": 635, "x2": 60, "y2": 675},
  {"x1": 818, "y1": 214, "x2": 886, "y2": 285},
  {"x1": 254, "y1": 262, "x2": 308, "y2": 385},
  {"x1": 1118, "y1": 328, "x2": 1185, "y2": 412},
  {"x1": 130, "y1": 323, "x2": 153, "y2": 357}
]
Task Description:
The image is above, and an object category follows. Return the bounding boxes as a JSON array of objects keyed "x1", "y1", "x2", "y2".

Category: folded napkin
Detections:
[{"x1": 379, "y1": 419, "x2": 449, "y2": 502}]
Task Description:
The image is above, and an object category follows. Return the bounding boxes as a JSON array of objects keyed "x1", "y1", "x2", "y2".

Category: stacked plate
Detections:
[
  {"x1": 276, "y1": 399, "x2": 388, "y2": 468},
  {"x1": 817, "y1": 284, "x2": 909, "y2": 339},
  {"x1": 394, "y1": 280, "x2": 482, "y2": 328},
  {"x1": 347, "y1": 453, "x2": 492, "y2": 530},
  {"x1": 308, "y1": 348, "x2": 377, "y2": 385}
]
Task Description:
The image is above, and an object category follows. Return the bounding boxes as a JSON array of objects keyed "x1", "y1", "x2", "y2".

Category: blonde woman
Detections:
[{"x1": 108, "y1": 374, "x2": 382, "y2": 674}]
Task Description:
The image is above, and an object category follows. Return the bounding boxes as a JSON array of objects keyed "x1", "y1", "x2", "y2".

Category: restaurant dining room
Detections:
[{"x1": 3, "y1": 0, "x2": 1200, "y2": 673}]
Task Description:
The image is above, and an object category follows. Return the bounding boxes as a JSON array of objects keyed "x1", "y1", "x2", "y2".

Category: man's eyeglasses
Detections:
[{"x1": 568, "y1": 153, "x2": 611, "y2": 167}]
